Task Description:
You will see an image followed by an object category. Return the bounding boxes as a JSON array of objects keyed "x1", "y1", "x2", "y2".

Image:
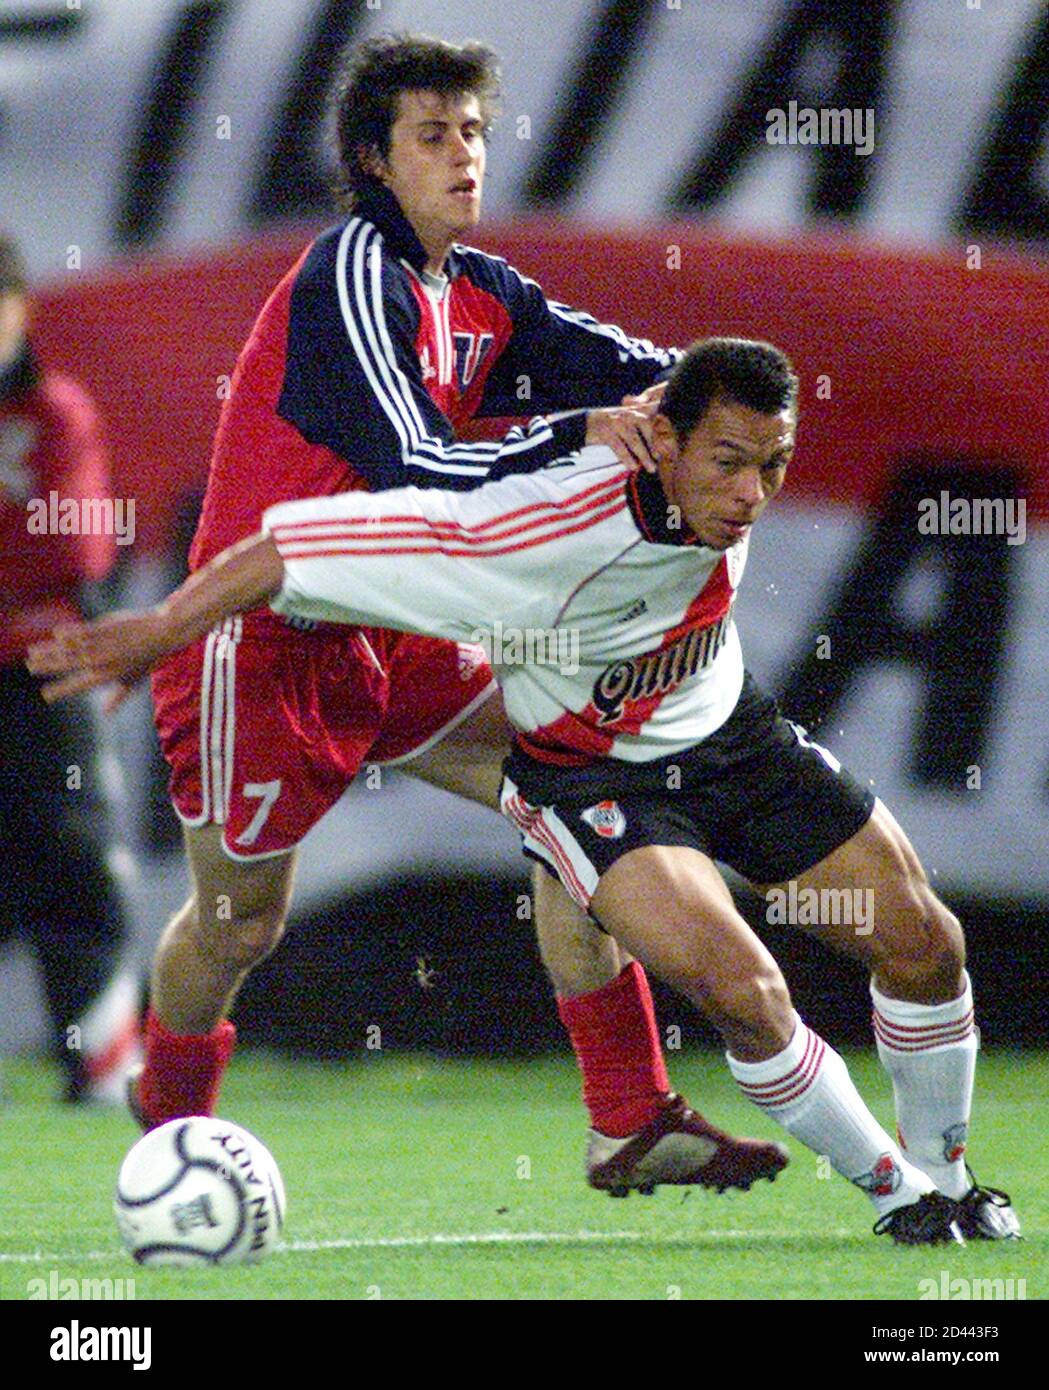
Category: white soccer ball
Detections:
[{"x1": 114, "y1": 1117, "x2": 286, "y2": 1266}]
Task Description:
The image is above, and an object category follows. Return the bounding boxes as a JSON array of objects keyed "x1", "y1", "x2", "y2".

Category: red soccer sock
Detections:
[
  {"x1": 557, "y1": 961, "x2": 670, "y2": 1137},
  {"x1": 137, "y1": 1008, "x2": 237, "y2": 1129}
]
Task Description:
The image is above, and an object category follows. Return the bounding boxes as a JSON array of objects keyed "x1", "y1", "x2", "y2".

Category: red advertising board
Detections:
[{"x1": 30, "y1": 222, "x2": 1047, "y2": 553}]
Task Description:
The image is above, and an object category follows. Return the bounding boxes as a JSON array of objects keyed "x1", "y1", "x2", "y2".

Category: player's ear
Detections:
[
  {"x1": 649, "y1": 411, "x2": 679, "y2": 464},
  {"x1": 358, "y1": 144, "x2": 389, "y2": 184}
]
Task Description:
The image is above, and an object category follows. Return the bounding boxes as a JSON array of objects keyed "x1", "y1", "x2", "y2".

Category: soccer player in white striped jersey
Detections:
[{"x1": 29, "y1": 338, "x2": 1020, "y2": 1242}]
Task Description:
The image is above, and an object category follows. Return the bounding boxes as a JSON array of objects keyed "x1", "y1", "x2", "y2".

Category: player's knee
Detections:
[
  {"x1": 881, "y1": 886, "x2": 965, "y2": 997},
  {"x1": 916, "y1": 899, "x2": 965, "y2": 993},
  {"x1": 187, "y1": 902, "x2": 287, "y2": 972},
  {"x1": 227, "y1": 914, "x2": 287, "y2": 970},
  {"x1": 704, "y1": 965, "x2": 794, "y2": 1050}
]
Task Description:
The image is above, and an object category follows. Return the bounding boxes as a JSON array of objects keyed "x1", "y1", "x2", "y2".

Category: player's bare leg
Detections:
[
  {"x1": 130, "y1": 823, "x2": 297, "y2": 1129},
  {"x1": 153, "y1": 824, "x2": 297, "y2": 1031},
  {"x1": 531, "y1": 864, "x2": 625, "y2": 995},
  {"x1": 589, "y1": 843, "x2": 964, "y2": 1242},
  {"x1": 402, "y1": 690, "x2": 788, "y2": 1196},
  {"x1": 754, "y1": 799, "x2": 1019, "y2": 1238},
  {"x1": 592, "y1": 846, "x2": 795, "y2": 1058},
  {"x1": 755, "y1": 800, "x2": 964, "y2": 1003}
]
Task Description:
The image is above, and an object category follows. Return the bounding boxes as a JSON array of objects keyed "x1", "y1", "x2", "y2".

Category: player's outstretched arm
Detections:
[{"x1": 27, "y1": 532, "x2": 284, "y2": 709}]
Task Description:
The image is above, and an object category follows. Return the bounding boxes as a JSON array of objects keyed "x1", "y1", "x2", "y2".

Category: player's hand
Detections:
[
  {"x1": 619, "y1": 380, "x2": 668, "y2": 412},
  {"x1": 26, "y1": 608, "x2": 174, "y2": 712},
  {"x1": 585, "y1": 405, "x2": 660, "y2": 473}
]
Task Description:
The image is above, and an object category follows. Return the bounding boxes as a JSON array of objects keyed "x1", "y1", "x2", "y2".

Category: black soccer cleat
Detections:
[
  {"x1": 873, "y1": 1191, "x2": 966, "y2": 1246},
  {"x1": 955, "y1": 1171, "x2": 1022, "y2": 1240}
]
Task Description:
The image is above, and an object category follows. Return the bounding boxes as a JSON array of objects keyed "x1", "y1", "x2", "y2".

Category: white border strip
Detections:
[{"x1": 0, "y1": 1227, "x2": 857, "y2": 1264}]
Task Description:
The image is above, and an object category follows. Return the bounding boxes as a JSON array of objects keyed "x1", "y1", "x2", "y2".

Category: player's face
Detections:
[
  {"x1": 371, "y1": 90, "x2": 487, "y2": 261},
  {"x1": 656, "y1": 396, "x2": 794, "y2": 550}
]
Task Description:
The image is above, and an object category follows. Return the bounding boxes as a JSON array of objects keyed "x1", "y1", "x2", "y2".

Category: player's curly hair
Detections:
[
  {"x1": 328, "y1": 32, "x2": 502, "y2": 210},
  {"x1": 661, "y1": 338, "x2": 799, "y2": 441}
]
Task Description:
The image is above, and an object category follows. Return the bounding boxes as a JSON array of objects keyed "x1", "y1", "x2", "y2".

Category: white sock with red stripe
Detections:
[
  {"x1": 871, "y1": 974, "x2": 976, "y2": 1200},
  {"x1": 727, "y1": 1014, "x2": 934, "y2": 1215}
]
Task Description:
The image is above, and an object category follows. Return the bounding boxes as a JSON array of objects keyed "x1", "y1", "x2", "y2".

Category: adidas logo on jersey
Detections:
[{"x1": 615, "y1": 599, "x2": 648, "y2": 623}]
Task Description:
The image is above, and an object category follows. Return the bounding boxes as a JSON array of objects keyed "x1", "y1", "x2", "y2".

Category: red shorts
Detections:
[{"x1": 151, "y1": 617, "x2": 496, "y2": 859}]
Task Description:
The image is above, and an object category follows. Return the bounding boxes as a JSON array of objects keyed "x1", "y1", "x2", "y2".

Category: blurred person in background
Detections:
[{"x1": 0, "y1": 232, "x2": 140, "y2": 1103}]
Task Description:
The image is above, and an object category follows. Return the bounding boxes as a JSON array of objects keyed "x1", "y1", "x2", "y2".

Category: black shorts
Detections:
[{"x1": 501, "y1": 671, "x2": 875, "y2": 910}]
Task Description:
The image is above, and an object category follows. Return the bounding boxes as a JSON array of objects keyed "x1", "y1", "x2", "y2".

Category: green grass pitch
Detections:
[{"x1": 0, "y1": 1049, "x2": 1043, "y2": 1301}]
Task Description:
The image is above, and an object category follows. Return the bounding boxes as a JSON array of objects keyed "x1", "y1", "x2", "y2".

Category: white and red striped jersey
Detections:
[{"x1": 263, "y1": 448, "x2": 748, "y2": 765}]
